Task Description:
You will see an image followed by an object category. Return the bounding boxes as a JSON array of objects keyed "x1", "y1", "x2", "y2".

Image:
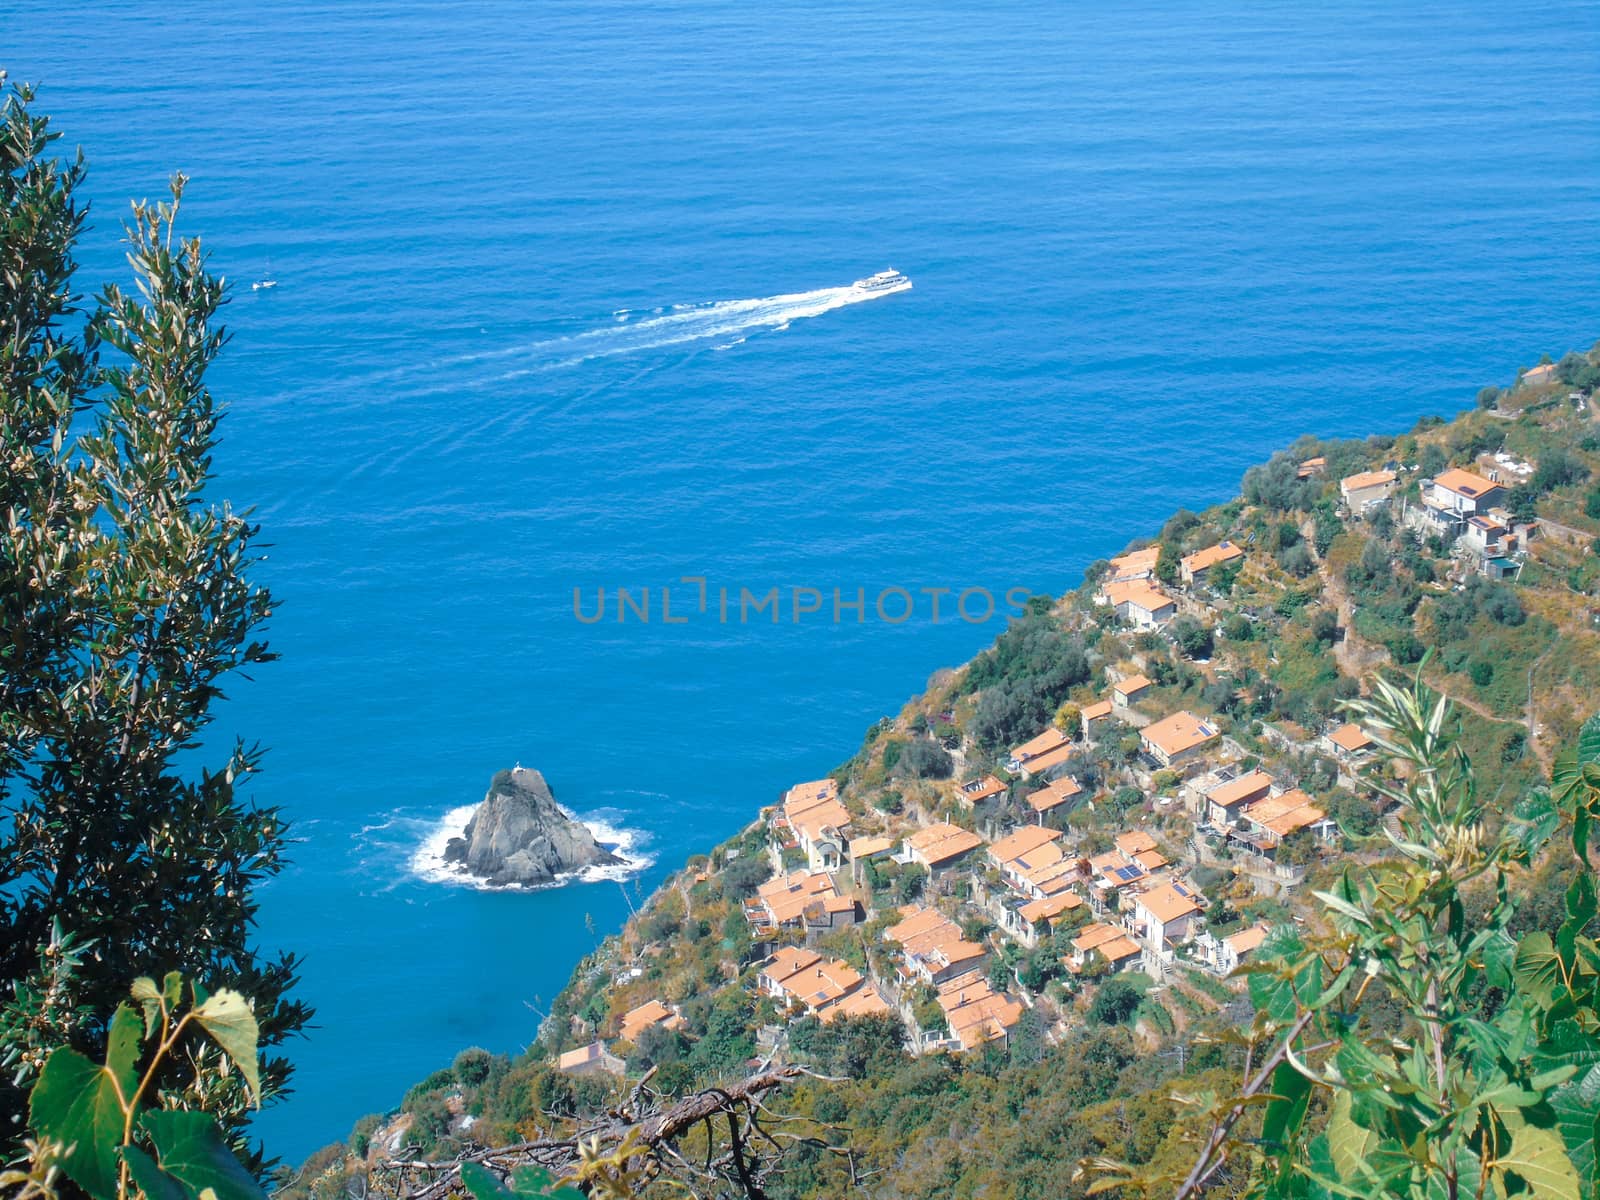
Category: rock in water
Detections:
[{"x1": 443, "y1": 767, "x2": 622, "y2": 887}]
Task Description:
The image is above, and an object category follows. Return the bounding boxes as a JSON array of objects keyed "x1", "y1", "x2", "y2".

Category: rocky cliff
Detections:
[{"x1": 443, "y1": 767, "x2": 621, "y2": 887}]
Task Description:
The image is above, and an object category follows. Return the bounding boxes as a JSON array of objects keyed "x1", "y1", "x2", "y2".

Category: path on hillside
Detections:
[
  {"x1": 1422, "y1": 670, "x2": 1551, "y2": 773},
  {"x1": 1318, "y1": 559, "x2": 1388, "y2": 681}
]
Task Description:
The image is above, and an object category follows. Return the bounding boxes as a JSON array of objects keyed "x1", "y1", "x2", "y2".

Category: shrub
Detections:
[
  {"x1": 1170, "y1": 615, "x2": 1215, "y2": 660},
  {"x1": 1278, "y1": 542, "x2": 1315, "y2": 578},
  {"x1": 898, "y1": 737, "x2": 953, "y2": 779},
  {"x1": 453, "y1": 1046, "x2": 496, "y2": 1088},
  {"x1": 1530, "y1": 445, "x2": 1589, "y2": 495},
  {"x1": 1088, "y1": 977, "x2": 1143, "y2": 1026}
]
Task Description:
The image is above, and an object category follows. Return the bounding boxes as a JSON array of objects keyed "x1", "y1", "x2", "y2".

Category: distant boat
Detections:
[
  {"x1": 251, "y1": 258, "x2": 278, "y2": 291},
  {"x1": 853, "y1": 268, "x2": 910, "y2": 292}
]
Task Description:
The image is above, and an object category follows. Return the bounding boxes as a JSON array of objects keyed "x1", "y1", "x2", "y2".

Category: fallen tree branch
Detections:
[{"x1": 383, "y1": 1065, "x2": 816, "y2": 1200}]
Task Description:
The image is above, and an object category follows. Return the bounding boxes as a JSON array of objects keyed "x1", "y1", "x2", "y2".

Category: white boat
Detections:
[
  {"x1": 853, "y1": 268, "x2": 910, "y2": 291},
  {"x1": 251, "y1": 278, "x2": 277, "y2": 291}
]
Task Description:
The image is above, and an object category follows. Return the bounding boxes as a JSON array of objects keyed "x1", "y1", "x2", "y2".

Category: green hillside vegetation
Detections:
[{"x1": 280, "y1": 345, "x2": 1600, "y2": 1200}]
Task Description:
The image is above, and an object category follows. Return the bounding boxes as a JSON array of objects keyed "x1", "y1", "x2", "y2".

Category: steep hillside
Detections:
[{"x1": 284, "y1": 344, "x2": 1600, "y2": 1200}]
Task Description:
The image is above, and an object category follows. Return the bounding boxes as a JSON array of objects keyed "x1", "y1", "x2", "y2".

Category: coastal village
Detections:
[
  {"x1": 278, "y1": 352, "x2": 1600, "y2": 1200},
  {"x1": 541, "y1": 356, "x2": 1600, "y2": 1077}
]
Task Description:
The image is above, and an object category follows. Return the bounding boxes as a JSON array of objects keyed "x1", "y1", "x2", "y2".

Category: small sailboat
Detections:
[{"x1": 251, "y1": 258, "x2": 278, "y2": 291}]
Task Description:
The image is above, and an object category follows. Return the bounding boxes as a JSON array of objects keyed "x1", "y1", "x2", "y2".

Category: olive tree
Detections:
[{"x1": 0, "y1": 78, "x2": 307, "y2": 1164}]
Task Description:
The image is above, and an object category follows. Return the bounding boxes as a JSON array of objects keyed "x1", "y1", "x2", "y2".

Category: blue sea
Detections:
[{"x1": 10, "y1": 0, "x2": 1600, "y2": 1161}]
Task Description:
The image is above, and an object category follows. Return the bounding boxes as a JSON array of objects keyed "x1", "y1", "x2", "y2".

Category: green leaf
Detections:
[
  {"x1": 1485, "y1": 928, "x2": 1520, "y2": 993},
  {"x1": 1548, "y1": 1068, "x2": 1600, "y2": 1190},
  {"x1": 1517, "y1": 933, "x2": 1567, "y2": 1008},
  {"x1": 1498, "y1": 1121, "x2": 1583, "y2": 1200},
  {"x1": 459, "y1": 1162, "x2": 513, "y2": 1200},
  {"x1": 121, "y1": 1144, "x2": 189, "y2": 1200},
  {"x1": 1262, "y1": 1062, "x2": 1313, "y2": 1151},
  {"x1": 161, "y1": 971, "x2": 183, "y2": 1010},
  {"x1": 1559, "y1": 875, "x2": 1598, "y2": 969},
  {"x1": 1326, "y1": 1091, "x2": 1382, "y2": 1183},
  {"x1": 1250, "y1": 927, "x2": 1321, "y2": 1025},
  {"x1": 140, "y1": 1109, "x2": 265, "y2": 1200},
  {"x1": 132, "y1": 978, "x2": 164, "y2": 1038},
  {"x1": 509, "y1": 1165, "x2": 584, "y2": 1200},
  {"x1": 193, "y1": 989, "x2": 261, "y2": 1104},
  {"x1": 107, "y1": 1002, "x2": 143, "y2": 1100},
  {"x1": 28, "y1": 1046, "x2": 127, "y2": 1200},
  {"x1": 1577, "y1": 714, "x2": 1600, "y2": 766}
]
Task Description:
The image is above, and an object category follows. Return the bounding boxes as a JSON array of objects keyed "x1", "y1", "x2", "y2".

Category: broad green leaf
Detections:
[
  {"x1": 1517, "y1": 934, "x2": 1567, "y2": 1008},
  {"x1": 193, "y1": 989, "x2": 261, "y2": 1104},
  {"x1": 509, "y1": 1165, "x2": 584, "y2": 1200},
  {"x1": 122, "y1": 1144, "x2": 189, "y2": 1200},
  {"x1": 1250, "y1": 927, "x2": 1320, "y2": 1025},
  {"x1": 132, "y1": 978, "x2": 164, "y2": 1038},
  {"x1": 1498, "y1": 1121, "x2": 1583, "y2": 1200},
  {"x1": 1510, "y1": 791, "x2": 1562, "y2": 859},
  {"x1": 161, "y1": 971, "x2": 183, "y2": 1010},
  {"x1": 28, "y1": 1046, "x2": 127, "y2": 1200},
  {"x1": 459, "y1": 1162, "x2": 512, "y2": 1200},
  {"x1": 140, "y1": 1110, "x2": 264, "y2": 1200},
  {"x1": 1577, "y1": 714, "x2": 1600, "y2": 767},
  {"x1": 1262, "y1": 1062, "x2": 1313, "y2": 1151},
  {"x1": 1546, "y1": 1063, "x2": 1600, "y2": 1190},
  {"x1": 1485, "y1": 929, "x2": 1519, "y2": 992},
  {"x1": 1559, "y1": 875, "x2": 1599, "y2": 973},
  {"x1": 107, "y1": 1002, "x2": 143, "y2": 1101},
  {"x1": 1327, "y1": 1091, "x2": 1382, "y2": 1183}
]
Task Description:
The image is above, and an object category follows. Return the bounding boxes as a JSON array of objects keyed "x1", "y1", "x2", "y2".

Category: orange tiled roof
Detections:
[
  {"x1": 1072, "y1": 922, "x2": 1126, "y2": 952},
  {"x1": 1242, "y1": 788, "x2": 1326, "y2": 837},
  {"x1": 1108, "y1": 545, "x2": 1161, "y2": 578},
  {"x1": 762, "y1": 945, "x2": 822, "y2": 986},
  {"x1": 619, "y1": 1000, "x2": 683, "y2": 1044},
  {"x1": 1027, "y1": 776, "x2": 1084, "y2": 812},
  {"x1": 1018, "y1": 891, "x2": 1083, "y2": 926},
  {"x1": 1327, "y1": 723, "x2": 1372, "y2": 753},
  {"x1": 989, "y1": 825, "x2": 1063, "y2": 865},
  {"x1": 1208, "y1": 769, "x2": 1275, "y2": 808},
  {"x1": 1114, "y1": 675, "x2": 1152, "y2": 699},
  {"x1": 1224, "y1": 924, "x2": 1271, "y2": 957},
  {"x1": 1103, "y1": 579, "x2": 1176, "y2": 614},
  {"x1": 557, "y1": 1041, "x2": 617, "y2": 1072},
  {"x1": 1341, "y1": 469, "x2": 1396, "y2": 493},
  {"x1": 1114, "y1": 830, "x2": 1158, "y2": 856},
  {"x1": 1141, "y1": 710, "x2": 1219, "y2": 758},
  {"x1": 821, "y1": 983, "x2": 891, "y2": 1022},
  {"x1": 959, "y1": 775, "x2": 1007, "y2": 803},
  {"x1": 1431, "y1": 467, "x2": 1500, "y2": 499},
  {"x1": 848, "y1": 835, "x2": 898, "y2": 859},
  {"x1": 1137, "y1": 881, "x2": 1201, "y2": 925},
  {"x1": 756, "y1": 870, "x2": 838, "y2": 925},
  {"x1": 1011, "y1": 726, "x2": 1072, "y2": 763},
  {"x1": 1081, "y1": 699, "x2": 1114, "y2": 721},
  {"x1": 906, "y1": 822, "x2": 983, "y2": 865},
  {"x1": 936, "y1": 972, "x2": 1024, "y2": 1050},
  {"x1": 1181, "y1": 541, "x2": 1244, "y2": 574},
  {"x1": 887, "y1": 906, "x2": 986, "y2": 970}
]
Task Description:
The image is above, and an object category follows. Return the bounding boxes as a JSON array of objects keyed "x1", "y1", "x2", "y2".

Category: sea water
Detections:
[{"x1": 8, "y1": 0, "x2": 1599, "y2": 1160}]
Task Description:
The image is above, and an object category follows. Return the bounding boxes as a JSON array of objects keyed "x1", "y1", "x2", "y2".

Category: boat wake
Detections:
[
  {"x1": 284, "y1": 273, "x2": 913, "y2": 412},
  {"x1": 406, "y1": 803, "x2": 655, "y2": 892},
  {"x1": 459, "y1": 276, "x2": 912, "y2": 374}
]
